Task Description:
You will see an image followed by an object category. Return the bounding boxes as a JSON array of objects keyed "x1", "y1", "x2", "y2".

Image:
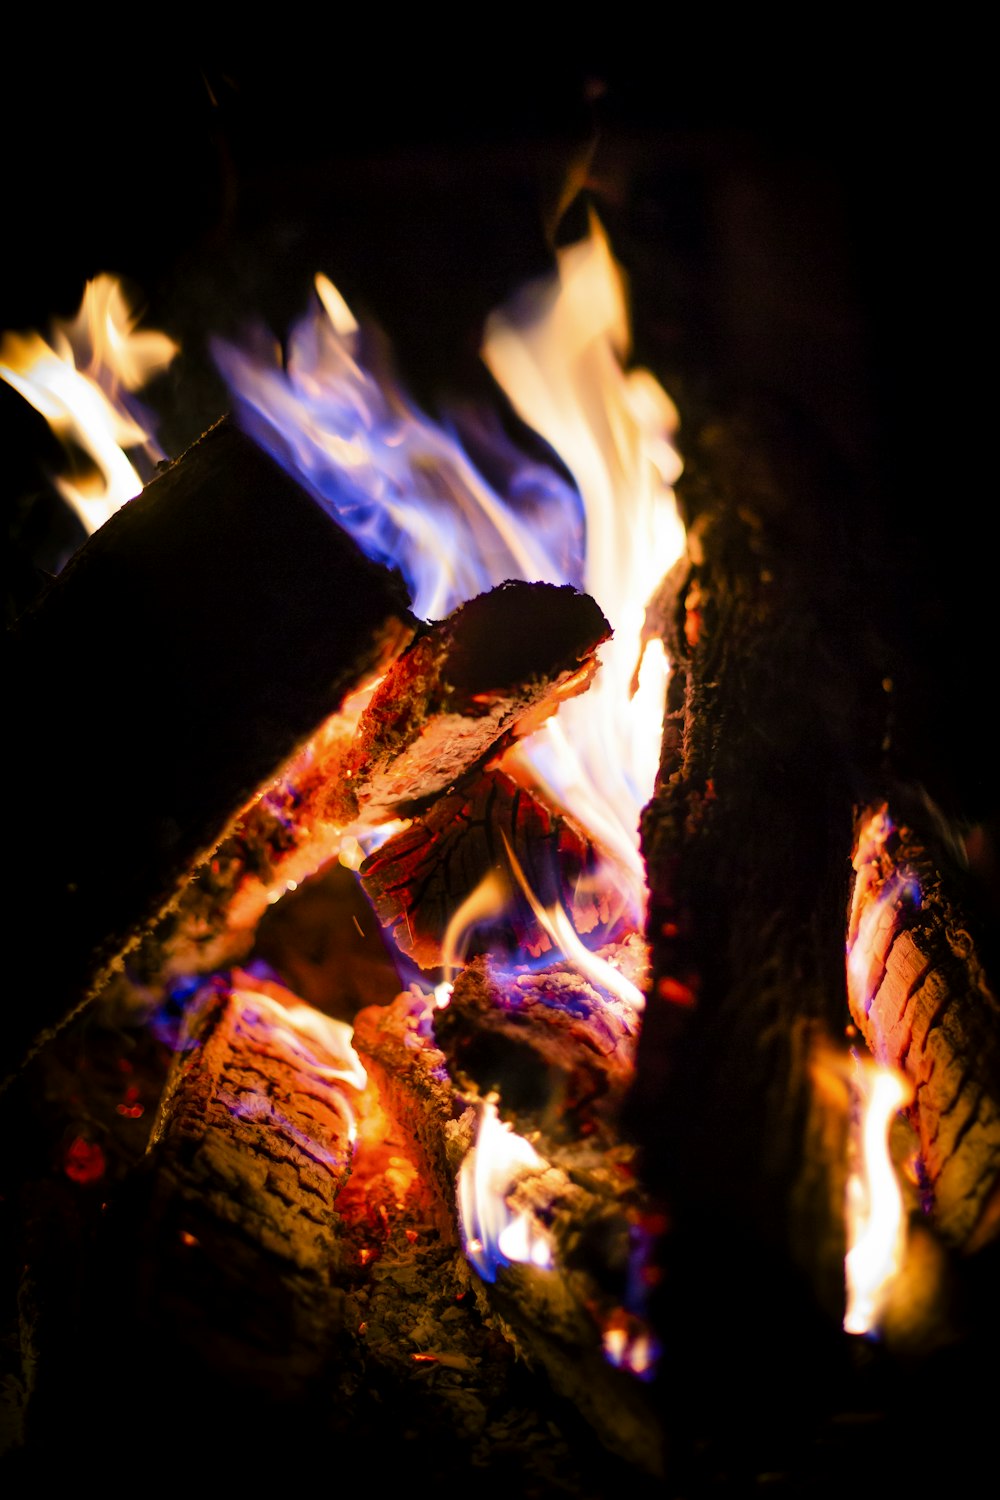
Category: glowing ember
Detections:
[
  {"x1": 843, "y1": 1052, "x2": 913, "y2": 1336},
  {"x1": 0, "y1": 274, "x2": 177, "y2": 535},
  {"x1": 457, "y1": 1096, "x2": 553, "y2": 1282},
  {"x1": 846, "y1": 806, "x2": 920, "y2": 1049}
]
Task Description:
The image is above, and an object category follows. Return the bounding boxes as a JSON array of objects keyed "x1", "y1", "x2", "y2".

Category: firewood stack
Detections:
[{"x1": 3, "y1": 388, "x2": 999, "y2": 1494}]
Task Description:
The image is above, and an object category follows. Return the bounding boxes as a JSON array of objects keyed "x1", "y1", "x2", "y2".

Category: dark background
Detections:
[{"x1": 3, "y1": 39, "x2": 993, "y2": 825}]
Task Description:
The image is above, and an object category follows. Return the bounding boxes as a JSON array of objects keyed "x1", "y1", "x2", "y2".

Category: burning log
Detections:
[
  {"x1": 847, "y1": 803, "x2": 1000, "y2": 1254},
  {"x1": 106, "y1": 579, "x2": 612, "y2": 1010},
  {"x1": 5, "y1": 415, "x2": 415, "y2": 1085},
  {"x1": 432, "y1": 939, "x2": 648, "y2": 1140},
  {"x1": 630, "y1": 400, "x2": 1000, "y2": 1486},
  {"x1": 359, "y1": 765, "x2": 630, "y2": 969},
  {"x1": 328, "y1": 577, "x2": 612, "y2": 827},
  {"x1": 351, "y1": 985, "x2": 666, "y2": 1478},
  {"x1": 103, "y1": 972, "x2": 364, "y2": 1396}
]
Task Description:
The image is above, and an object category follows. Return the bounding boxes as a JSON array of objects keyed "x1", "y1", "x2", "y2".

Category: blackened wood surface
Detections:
[
  {"x1": 5, "y1": 416, "x2": 415, "y2": 1086},
  {"x1": 631, "y1": 399, "x2": 999, "y2": 1490},
  {"x1": 330, "y1": 579, "x2": 611, "y2": 826}
]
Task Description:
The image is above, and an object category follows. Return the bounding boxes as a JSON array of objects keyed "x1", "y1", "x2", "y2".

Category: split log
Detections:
[
  {"x1": 847, "y1": 802, "x2": 1000, "y2": 1253},
  {"x1": 630, "y1": 398, "x2": 1000, "y2": 1489},
  {"x1": 432, "y1": 938, "x2": 648, "y2": 1141},
  {"x1": 5, "y1": 415, "x2": 415, "y2": 1086},
  {"x1": 327, "y1": 578, "x2": 612, "y2": 826},
  {"x1": 100, "y1": 580, "x2": 612, "y2": 1012},
  {"x1": 359, "y1": 765, "x2": 631, "y2": 970},
  {"x1": 352, "y1": 985, "x2": 665, "y2": 1478}
]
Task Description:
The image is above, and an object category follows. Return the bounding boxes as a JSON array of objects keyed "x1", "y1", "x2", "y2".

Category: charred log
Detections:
[
  {"x1": 360, "y1": 766, "x2": 630, "y2": 970},
  {"x1": 5, "y1": 415, "x2": 415, "y2": 1086},
  {"x1": 432, "y1": 939, "x2": 647, "y2": 1142},
  {"x1": 847, "y1": 803, "x2": 1000, "y2": 1254},
  {"x1": 99, "y1": 581, "x2": 612, "y2": 1014},
  {"x1": 328, "y1": 578, "x2": 611, "y2": 826},
  {"x1": 352, "y1": 985, "x2": 665, "y2": 1478}
]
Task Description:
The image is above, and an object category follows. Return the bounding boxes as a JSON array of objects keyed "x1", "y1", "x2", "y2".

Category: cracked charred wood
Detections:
[
  {"x1": 351, "y1": 985, "x2": 665, "y2": 1479},
  {"x1": 95, "y1": 973, "x2": 363, "y2": 1399},
  {"x1": 325, "y1": 578, "x2": 612, "y2": 827},
  {"x1": 847, "y1": 802, "x2": 1000, "y2": 1254},
  {"x1": 5, "y1": 415, "x2": 415, "y2": 1087},
  {"x1": 432, "y1": 939, "x2": 648, "y2": 1142},
  {"x1": 630, "y1": 398, "x2": 1000, "y2": 1487},
  {"x1": 359, "y1": 766, "x2": 631, "y2": 971}
]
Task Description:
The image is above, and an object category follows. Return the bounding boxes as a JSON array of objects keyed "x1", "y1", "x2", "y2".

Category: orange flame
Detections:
[{"x1": 0, "y1": 275, "x2": 177, "y2": 536}]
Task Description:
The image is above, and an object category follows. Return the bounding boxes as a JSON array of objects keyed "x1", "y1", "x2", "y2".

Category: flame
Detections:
[
  {"x1": 1, "y1": 275, "x2": 177, "y2": 536},
  {"x1": 435, "y1": 869, "x2": 512, "y2": 1007},
  {"x1": 843, "y1": 1052, "x2": 913, "y2": 1336},
  {"x1": 457, "y1": 1095, "x2": 553, "y2": 1282},
  {"x1": 235, "y1": 988, "x2": 367, "y2": 1088},
  {"x1": 483, "y1": 213, "x2": 685, "y2": 909},
  {"x1": 215, "y1": 213, "x2": 684, "y2": 924},
  {"x1": 502, "y1": 831, "x2": 645, "y2": 1010}
]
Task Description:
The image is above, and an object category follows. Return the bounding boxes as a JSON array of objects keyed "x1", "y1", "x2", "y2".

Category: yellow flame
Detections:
[
  {"x1": 483, "y1": 213, "x2": 685, "y2": 912},
  {"x1": 438, "y1": 868, "x2": 511, "y2": 998},
  {"x1": 0, "y1": 274, "x2": 177, "y2": 535},
  {"x1": 843, "y1": 1054, "x2": 913, "y2": 1336}
]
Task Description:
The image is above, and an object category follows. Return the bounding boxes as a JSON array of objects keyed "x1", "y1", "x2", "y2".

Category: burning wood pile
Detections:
[{"x1": 2, "y1": 213, "x2": 998, "y2": 1495}]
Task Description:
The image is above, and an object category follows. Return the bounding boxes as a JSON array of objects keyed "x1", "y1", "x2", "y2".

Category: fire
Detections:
[
  {"x1": 0, "y1": 274, "x2": 177, "y2": 535},
  {"x1": 503, "y1": 832, "x2": 645, "y2": 1011},
  {"x1": 435, "y1": 868, "x2": 512, "y2": 1006},
  {"x1": 843, "y1": 1053, "x2": 913, "y2": 1336},
  {"x1": 457, "y1": 1095, "x2": 553, "y2": 1281},
  {"x1": 214, "y1": 212, "x2": 685, "y2": 929}
]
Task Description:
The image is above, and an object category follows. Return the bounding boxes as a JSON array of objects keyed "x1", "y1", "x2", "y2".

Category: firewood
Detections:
[
  {"x1": 631, "y1": 399, "x2": 1000, "y2": 1485},
  {"x1": 359, "y1": 766, "x2": 631, "y2": 970},
  {"x1": 93, "y1": 580, "x2": 611, "y2": 1018},
  {"x1": 326, "y1": 578, "x2": 612, "y2": 827},
  {"x1": 110, "y1": 971, "x2": 365, "y2": 1395},
  {"x1": 351, "y1": 984, "x2": 665, "y2": 1478},
  {"x1": 432, "y1": 939, "x2": 648, "y2": 1142},
  {"x1": 847, "y1": 802, "x2": 1000, "y2": 1253},
  {"x1": 5, "y1": 415, "x2": 415, "y2": 1087}
]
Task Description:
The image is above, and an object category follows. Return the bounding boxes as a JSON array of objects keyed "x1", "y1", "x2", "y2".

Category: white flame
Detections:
[
  {"x1": 843, "y1": 1055, "x2": 912, "y2": 1336},
  {"x1": 483, "y1": 214, "x2": 685, "y2": 909},
  {"x1": 0, "y1": 275, "x2": 177, "y2": 535},
  {"x1": 457, "y1": 1096, "x2": 553, "y2": 1281}
]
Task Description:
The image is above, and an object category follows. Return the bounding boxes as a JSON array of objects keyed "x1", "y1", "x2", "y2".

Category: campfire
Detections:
[{"x1": 3, "y1": 68, "x2": 998, "y2": 1494}]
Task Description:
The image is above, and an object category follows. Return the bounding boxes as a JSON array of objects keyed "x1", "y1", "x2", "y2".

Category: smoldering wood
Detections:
[
  {"x1": 101, "y1": 581, "x2": 613, "y2": 1017},
  {"x1": 351, "y1": 985, "x2": 666, "y2": 1478},
  {"x1": 847, "y1": 803, "x2": 1000, "y2": 1253},
  {"x1": 5, "y1": 415, "x2": 415, "y2": 1087},
  {"x1": 359, "y1": 765, "x2": 631, "y2": 970},
  {"x1": 630, "y1": 398, "x2": 1000, "y2": 1485},
  {"x1": 431, "y1": 938, "x2": 647, "y2": 1141},
  {"x1": 2, "y1": 976, "x2": 667, "y2": 1492},
  {"x1": 327, "y1": 578, "x2": 612, "y2": 827}
]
